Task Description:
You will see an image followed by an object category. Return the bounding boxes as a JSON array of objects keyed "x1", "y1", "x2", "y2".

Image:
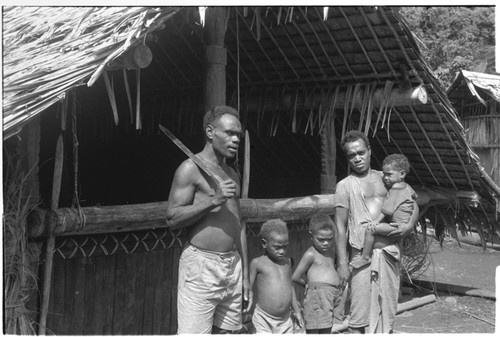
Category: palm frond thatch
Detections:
[{"x1": 3, "y1": 6, "x2": 180, "y2": 140}]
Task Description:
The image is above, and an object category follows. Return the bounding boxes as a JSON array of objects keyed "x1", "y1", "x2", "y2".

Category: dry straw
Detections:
[
  {"x1": 3, "y1": 155, "x2": 41, "y2": 334},
  {"x1": 3, "y1": 6, "x2": 180, "y2": 140}
]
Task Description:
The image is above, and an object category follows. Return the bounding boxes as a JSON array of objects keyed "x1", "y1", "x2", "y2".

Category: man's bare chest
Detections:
[{"x1": 358, "y1": 173, "x2": 386, "y2": 200}]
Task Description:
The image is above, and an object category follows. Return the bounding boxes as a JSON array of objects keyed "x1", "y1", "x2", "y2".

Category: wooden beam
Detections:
[
  {"x1": 204, "y1": 6, "x2": 228, "y2": 112},
  {"x1": 245, "y1": 86, "x2": 428, "y2": 112},
  {"x1": 106, "y1": 44, "x2": 153, "y2": 70},
  {"x1": 28, "y1": 186, "x2": 481, "y2": 238},
  {"x1": 287, "y1": 85, "x2": 428, "y2": 109},
  {"x1": 28, "y1": 194, "x2": 335, "y2": 238}
]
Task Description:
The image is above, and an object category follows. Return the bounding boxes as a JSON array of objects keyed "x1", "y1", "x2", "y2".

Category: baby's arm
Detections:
[
  {"x1": 387, "y1": 201, "x2": 419, "y2": 239},
  {"x1": 373, "y1": 212, "x2": 385, "y2": 225},
  {"x1": 292, "y1": 250, "x2": 313, "y2": 287},
  {"x1": 370, "y1": 222, "x2": 399, "y2": 236}
]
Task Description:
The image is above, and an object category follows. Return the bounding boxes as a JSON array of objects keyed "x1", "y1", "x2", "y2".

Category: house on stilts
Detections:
[{"x1": 3, "y1": 6, "x2": 499, "y2": 335}]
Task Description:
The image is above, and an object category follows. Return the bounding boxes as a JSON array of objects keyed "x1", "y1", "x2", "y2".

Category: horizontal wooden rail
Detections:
[
  {"x1": 28, "y1": 187, "x2": 480, "y2": 238},
  {"x1": 28, "y1": 194, "x2": 335, "y2": 238}
]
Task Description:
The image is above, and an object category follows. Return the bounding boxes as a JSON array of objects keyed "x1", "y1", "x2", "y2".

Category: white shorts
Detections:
[
  {"x1": 177, "y1": 244, "x2": 242, "y2": 334},
  {"x1": 252, "y1": 304, "x2": 293, "y2": 334}
]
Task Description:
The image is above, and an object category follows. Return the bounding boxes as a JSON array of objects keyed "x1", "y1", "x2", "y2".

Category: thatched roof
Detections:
[
  {"x1": 3, "y1": 6, "x2": 180, "y2": 140},
  {"x1": 151, "y1": 7, "x2": 500, "y2": 201},
  {"x1": 447, "y1": 70, "x2": 500, "y2": 197},
  {"x1": 3, "y1": 6, "x2": 499, "y2": 233},
  {"x1": 448, "y1": 70, "x2": 500, "y2": 107}
]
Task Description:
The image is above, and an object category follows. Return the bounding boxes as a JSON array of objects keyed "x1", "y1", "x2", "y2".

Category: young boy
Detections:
[
  {"x1": 292, "y1": 214, "x2": 342, "y2": 334},
  {"x1": 249, "y1": 219, "x2": 303, "y2": 334},
  {"x1": 350, "y1": 153, "x2": 418, "y2": 269}
]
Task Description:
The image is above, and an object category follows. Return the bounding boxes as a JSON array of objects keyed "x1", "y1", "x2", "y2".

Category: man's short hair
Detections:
[
  {"x1": 203, "y1": 105, "x2": 240, "y2": 130},
  {"x1": 308, "y1": 214, "x2": 335, "y2": 234},
  {"x1": 259, "y1": 219, "x2": 288, "y2": 240},
  {"x1": 340, "y1": 130, "x2": 370, "y2": 153},
  {"x1": 383, "y1": 153, "x2": 411, "y2": 174}
]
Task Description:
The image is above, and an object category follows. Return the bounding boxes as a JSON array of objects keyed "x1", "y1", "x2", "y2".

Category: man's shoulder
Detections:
[
  {"x1": 337, "y1": 175, "x2": 356, "y2": 184},
  {"x1": 176, "y1": 158, "x2": 200, "y2": 174},
  {"x1": 335, "y1": 175, "x2": 356, "y2": 191}
]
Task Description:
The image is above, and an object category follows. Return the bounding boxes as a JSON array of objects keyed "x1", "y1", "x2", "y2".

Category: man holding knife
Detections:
[{"x1": 165, "y1": 105, "x2": 249, "y2": 334}]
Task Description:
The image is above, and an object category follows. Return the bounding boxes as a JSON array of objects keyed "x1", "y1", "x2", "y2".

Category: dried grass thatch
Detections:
[
  {"x1": 3, "y1": 155, "x2": 41, "y2": 334},
  {"x1": 448, "y1": 69, "x2": 500, "y2": 196},
  {"x1": 3, "y1": 6, "x2": 180, "y2": 140}
]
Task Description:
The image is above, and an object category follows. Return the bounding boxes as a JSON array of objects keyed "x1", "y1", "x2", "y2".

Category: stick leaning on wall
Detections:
[{"x1": 38, "y1": 135, "x2": 64, "y2": 335}]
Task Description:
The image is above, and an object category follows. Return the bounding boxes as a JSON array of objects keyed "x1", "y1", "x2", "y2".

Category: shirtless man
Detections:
[
  {"x1": 249, "y1": 219, "x2": 303, "y2": 334},
  {"x1": 334, "y1": 130, "x2": 418, "y2": 333},
  {"x1": 166, "y1": 105, "x2": 249, "y2": 334}
]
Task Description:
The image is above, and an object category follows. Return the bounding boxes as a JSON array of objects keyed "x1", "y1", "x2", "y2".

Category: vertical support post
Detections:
[
  {"x1": 204, "y1": 6, "x2": 228, "y2": 112},
  {"x1": 320, "y1": 110, "x2": 345, "y2": 317},
  {"x1": 242, "y1": 130, "x2": 250, "y2": 198},
  {"x1": 320, "y1": 112, "x2": 337, "y2": 194},
  {"x1": 38, "y1": 135, "x2": 64, "y2": 335},
  {"x1": 21, "y1": 116, "x2": 41, "y2": 201},
  {"x1": 18, "y1": 114, "x2": 42, "y2": 329}
]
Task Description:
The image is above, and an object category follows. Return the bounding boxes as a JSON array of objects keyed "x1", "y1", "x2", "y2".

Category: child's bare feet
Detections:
[{"x1": 350, "y1": 257, "x2": 371, "y2": 269}]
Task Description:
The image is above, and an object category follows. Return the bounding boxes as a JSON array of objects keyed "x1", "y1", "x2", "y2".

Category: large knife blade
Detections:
[{"x1": 159, "y1": 124, "x2": 224, "y2": 184}]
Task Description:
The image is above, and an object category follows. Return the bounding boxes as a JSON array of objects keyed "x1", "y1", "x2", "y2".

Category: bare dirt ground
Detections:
[{"x1": 393, "y1": 237, "x2": 498, "y2": 334}]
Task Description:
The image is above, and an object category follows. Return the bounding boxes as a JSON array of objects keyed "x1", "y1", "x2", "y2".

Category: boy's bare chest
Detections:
[
  {"x1": 261, "y1": 261, "x2": 291, "y2": 280},
  {"x1": 313, "y1": 254, "x2": 335, "y2": 268}
]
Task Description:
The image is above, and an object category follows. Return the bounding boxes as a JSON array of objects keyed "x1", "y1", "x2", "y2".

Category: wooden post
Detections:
[
  {"x1": 20, "y1": 116, "x2": 41, "y2": 201},
  {"x1": 242, "y1": 130, "x2": 250, "y2": 198},
  {"x1": 204, "y1": 7, "x2": 228, "y2": 112},
  {"x1": 38, "y1": 135, "x2": 63, "y2": 335},
  {"x1": 320, "y1": 110, "x2": 336, "y2": 194}
]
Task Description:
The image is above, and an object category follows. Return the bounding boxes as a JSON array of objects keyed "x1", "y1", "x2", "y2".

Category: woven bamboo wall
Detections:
[
  {"x1": 45, "y1": 229, "x2": 185, "y2": 335},
  {"x1": 44, "y1": 222, "x2": 312, "y2": 335},
  {"x1": 461, "y1": 114, "x2": 500, "y2": 187}
]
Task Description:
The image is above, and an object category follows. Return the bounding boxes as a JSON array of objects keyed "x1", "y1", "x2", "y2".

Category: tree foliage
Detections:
[{"x1": 399, "y1": 6, "x2": 496, "y2": 88}]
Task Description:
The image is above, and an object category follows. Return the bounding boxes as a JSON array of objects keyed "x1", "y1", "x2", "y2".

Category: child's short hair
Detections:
[
  {"x1": 259, "y1": 219, "x2": 288, "y2": 240},
  {"x1": 308, "y1": 214, "x2": 335, "y2": 234},
  {"x1": 383, "y1": 153, "x2": 411, "y2": 174}
]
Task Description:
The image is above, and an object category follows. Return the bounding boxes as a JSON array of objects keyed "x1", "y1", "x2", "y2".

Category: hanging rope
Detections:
[
  {"x1": 236, "y1": 9, "x2": 241, "y2": 113},
  {"x1": 71, "y1": 91, "x2": 79, "y2": 208},
  {"x1": 233, "y1": 9, "x2": 242, "y2": 179}
]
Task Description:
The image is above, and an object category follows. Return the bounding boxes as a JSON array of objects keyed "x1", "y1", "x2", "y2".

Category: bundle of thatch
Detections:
[
  {"x1": 3, "y1": 155, "x2": 41, "y2": 334},
  {"x1": 3, "y1": 6, "x2": 180, "y2": 140}
]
